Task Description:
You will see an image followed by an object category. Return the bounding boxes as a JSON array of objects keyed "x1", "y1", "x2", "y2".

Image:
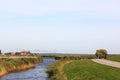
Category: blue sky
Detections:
[{"x1": 0, "y1": 0, "x2": 120, "y2": 53}]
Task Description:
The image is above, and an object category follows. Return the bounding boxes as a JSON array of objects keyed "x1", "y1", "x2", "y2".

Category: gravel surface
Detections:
[{"x1": 92, "y1": 59, "x2": 120, "y2": 68}]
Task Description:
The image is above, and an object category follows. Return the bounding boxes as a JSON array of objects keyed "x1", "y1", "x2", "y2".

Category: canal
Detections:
[{"x1": 0, "y1": 58, "x2": 56, "y2": 80}]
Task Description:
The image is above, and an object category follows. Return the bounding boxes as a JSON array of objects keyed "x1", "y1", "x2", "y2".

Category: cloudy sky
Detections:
[{"x1": 0, "y1": 0, "x2": 120, "y2": 53}]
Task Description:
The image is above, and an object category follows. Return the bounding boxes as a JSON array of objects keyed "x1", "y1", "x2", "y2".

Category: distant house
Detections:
[
  {"x1": 20, "y1": 51, "x2": 31, "y2": 55},
  {"x1": 11, "y1": 51, "x2": 31, "y2": 55},
  {"x1": 11, "y1": 52, "x2": 16, "y2": 55}
]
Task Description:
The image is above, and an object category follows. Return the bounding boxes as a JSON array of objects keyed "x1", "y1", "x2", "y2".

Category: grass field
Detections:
[
  {"x1": 107, "y1": 55, "x2": 120, "y2": 62},
  {"x1": 47, "y1": 59, "x2": 120, "y2": 80},
  {"x1": 63, "y1": 60, "x2": 120, "y2": 80}
]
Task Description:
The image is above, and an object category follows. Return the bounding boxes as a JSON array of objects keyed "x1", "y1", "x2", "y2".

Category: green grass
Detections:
[
  {"x1": 107, "y1": 55, "x2": 120, "y2": 62},
  {"x1": 63, "y1": 60, "x2": 120, "y2": 80},
  {"x1": 46, "y1": 60, "x2": 68, "y2": 80}
]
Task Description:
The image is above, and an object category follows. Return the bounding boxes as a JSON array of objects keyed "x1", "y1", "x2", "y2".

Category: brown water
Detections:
[{"x1": 0, "y1": 58, "x2": 56, "y2": 80}]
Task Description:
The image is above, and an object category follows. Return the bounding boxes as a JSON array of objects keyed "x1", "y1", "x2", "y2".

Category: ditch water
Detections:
[{"x1": 0, "y1": 58, "x2": 56, "y2": 80}]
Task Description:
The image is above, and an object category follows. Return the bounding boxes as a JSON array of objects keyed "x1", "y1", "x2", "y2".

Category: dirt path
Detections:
[{"x1": 92, "y1": 59, "x2": 120, "y2": 68}]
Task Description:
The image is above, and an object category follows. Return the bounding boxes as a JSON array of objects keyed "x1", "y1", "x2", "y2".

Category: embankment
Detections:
[
  {"x1": 47, "y1": 59, "x2": 120, "y2": 80},
  {"x1": 0, "y1": 57, "x2": 42, "y2": 77},
  {"x1": 46, "y1": 60, "x2": 72, "y2": 80}
]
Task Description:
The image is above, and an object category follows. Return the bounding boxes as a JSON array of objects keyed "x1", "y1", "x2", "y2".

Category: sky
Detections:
[{"x1": 0, "y1": 0, "x2": 120, "y2": 54}]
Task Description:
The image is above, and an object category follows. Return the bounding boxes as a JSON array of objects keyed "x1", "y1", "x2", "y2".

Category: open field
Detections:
[{"x1": 107, "y1": 54, "x2": 120, "y2": 62}]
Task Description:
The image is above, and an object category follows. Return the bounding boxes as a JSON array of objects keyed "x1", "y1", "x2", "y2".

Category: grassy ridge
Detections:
[
  {"x1": 63, "y1": 60, "x2": 120, "y2": 80},
  {"x1": 0, "y1": 57, "x2": 42, "y2": 77},
  {"x1": 46, "y1": 60, "x2": 69, "y2": 80}
]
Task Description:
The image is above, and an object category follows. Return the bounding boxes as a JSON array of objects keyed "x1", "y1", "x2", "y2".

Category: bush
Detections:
[{"x1": 95, "y1": 49, "x2": 108, "y2": 59}]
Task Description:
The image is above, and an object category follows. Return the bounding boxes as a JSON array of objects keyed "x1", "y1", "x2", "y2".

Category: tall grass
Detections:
[
  {"x1": 55, "y1": 54, "x2": 96, "y2": 60},
  {"x1": 0, "y1": 57, "x2": 42, "y2": 77}
]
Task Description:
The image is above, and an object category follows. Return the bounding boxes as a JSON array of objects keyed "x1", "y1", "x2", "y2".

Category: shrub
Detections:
[{"x1": 95, "y1": 49, "x2": 108, "y2": 59}]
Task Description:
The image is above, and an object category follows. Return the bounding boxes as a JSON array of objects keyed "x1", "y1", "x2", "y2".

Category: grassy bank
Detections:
[
  {"x1": 0, "y1": 57, "x2": 42, "y2": 77},
  {"x1": 47, "y1": 60, "x2": 120, "y2": 80},
  {"x1": 46, "y1": 60, "x2": 71, "y2": 80},
  {"x1": 107, "y1": 55, "x2": 120, "y2": 62},
  {"x1": 63, "y1": 60, "x2": 120, "y2": 80}
]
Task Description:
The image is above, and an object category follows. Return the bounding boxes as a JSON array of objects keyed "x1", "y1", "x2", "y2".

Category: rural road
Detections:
[{"x1": 92, "y1": 59, "x2": 120, "y2": 68}]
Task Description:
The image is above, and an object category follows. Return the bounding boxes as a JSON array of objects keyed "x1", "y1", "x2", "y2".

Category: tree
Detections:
[
  {"x1": 0, "y1": 50, "x2": 1, "y2": 54},
  {"x1": 95, "y1": 49, "x2": 108, "y2": 59}
]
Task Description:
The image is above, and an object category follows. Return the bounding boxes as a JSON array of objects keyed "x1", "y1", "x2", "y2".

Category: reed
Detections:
[{"x1": 0, "y1": 57, "x2": 42, "y2": 77}]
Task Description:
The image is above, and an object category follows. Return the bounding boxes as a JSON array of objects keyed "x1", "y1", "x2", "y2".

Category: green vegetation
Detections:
[
  {"x1": 63, "y1": 60, "x2": 120, "y2": 80},
  {"x1": 42, "y1": 54, "x2": 96, "y2": 60},
  {"x1": 95, "y1": 49, "x2": 108, "y2": 59},
  {"x1": 55, "y1": 56, "x2": 82, "y2": 60},
  {"x1": 107, "y1": 54, "x2": 120, "y2": 62},
  {"x1": 46, "y1": 60, "x2": 68, "y2": 80},
  {"x1": 0, "y1": 57, "x2": 42, "y2": 77},
  {"x1": 47, "y1": 59, "x2": 120, "y2": 80}
]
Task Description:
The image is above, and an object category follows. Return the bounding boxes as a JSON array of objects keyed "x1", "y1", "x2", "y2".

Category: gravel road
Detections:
[{"x1": 92, "y1": 59, "x2": 120, "y2": 68}]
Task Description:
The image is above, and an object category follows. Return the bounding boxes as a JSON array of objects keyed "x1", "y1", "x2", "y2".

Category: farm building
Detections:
[{"x1": 11, "y1": 51, "x2": 31, "y2": 55}]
